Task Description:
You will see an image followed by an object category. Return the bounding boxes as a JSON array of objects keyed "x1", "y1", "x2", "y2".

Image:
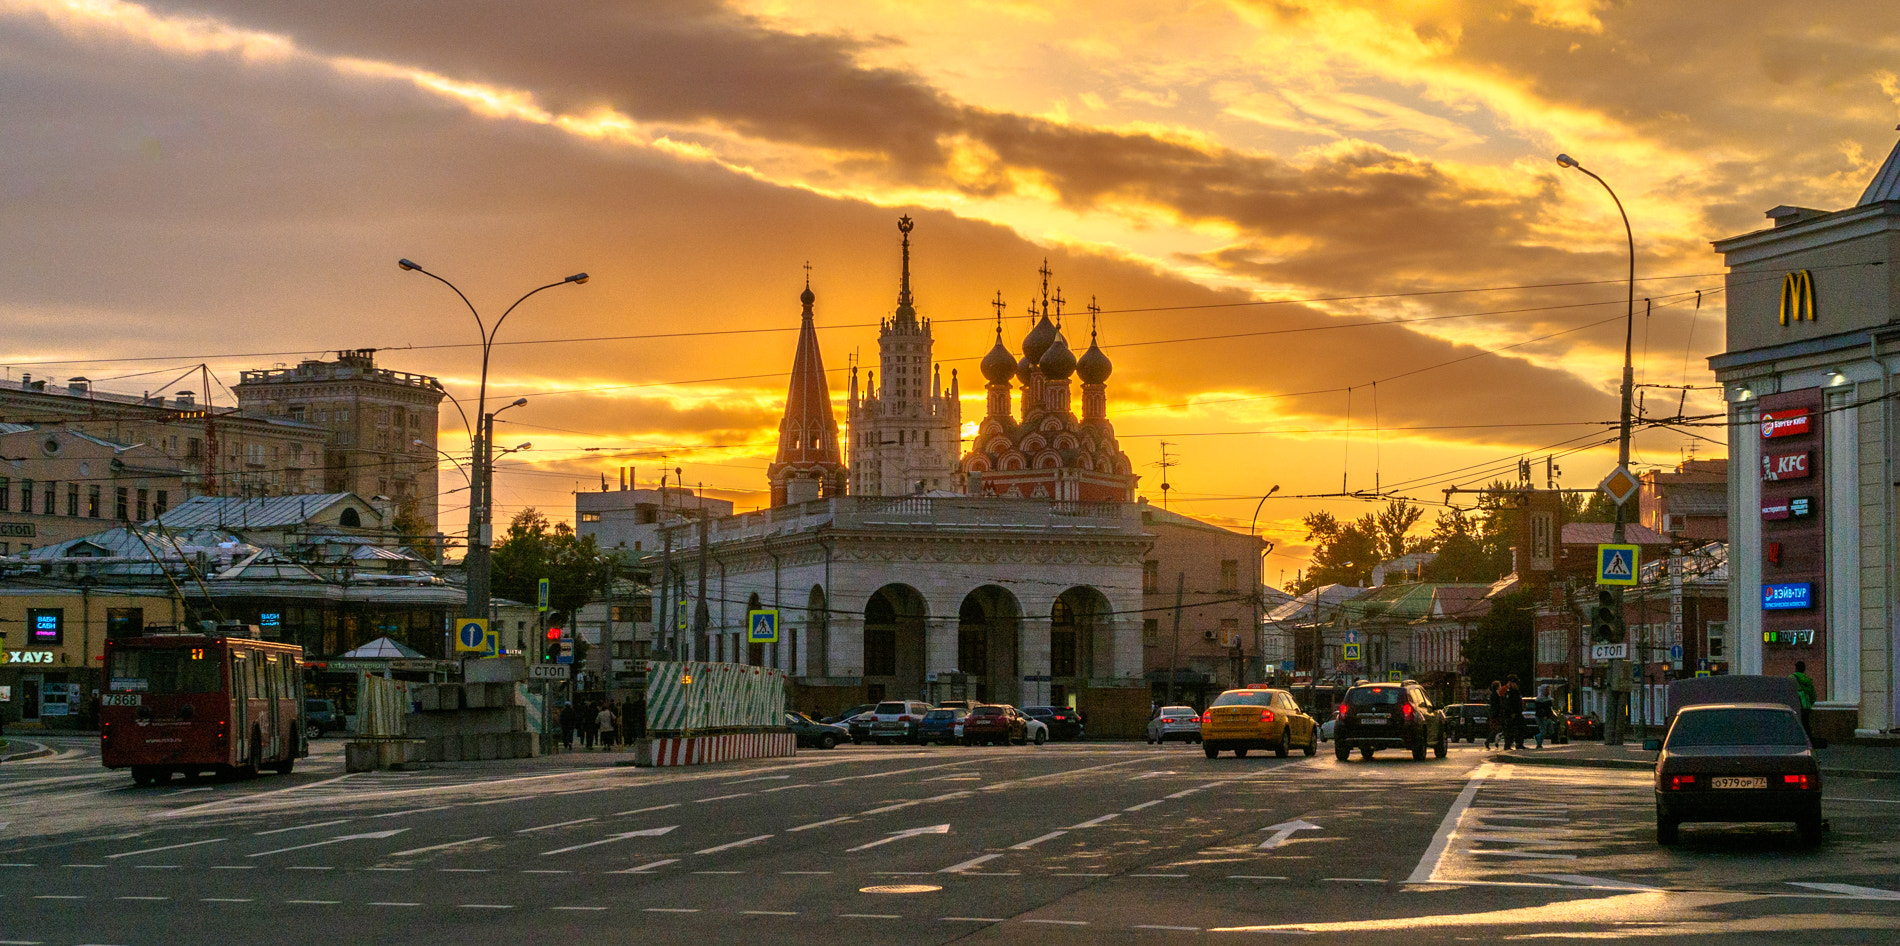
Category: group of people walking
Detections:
[
  {"x1": 1483, "y1": 676, "x2": 1558, "y2": 750},
  {"x1": 558, "y1": 698, "x2": 641, "y2": 751}
]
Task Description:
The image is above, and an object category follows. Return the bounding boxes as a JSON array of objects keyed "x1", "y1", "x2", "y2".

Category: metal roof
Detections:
[
  {"x1": 1861, "y1": 137, "x2": 1900, "y2": 206},
  {"x1": 152, "y1": 493, "x2": 359, "y2": 529}
]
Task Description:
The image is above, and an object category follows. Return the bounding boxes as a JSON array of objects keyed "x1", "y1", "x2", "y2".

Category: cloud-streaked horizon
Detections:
[{"x1": 5, "y1": 0, "x2": 1896, "y2": 576}]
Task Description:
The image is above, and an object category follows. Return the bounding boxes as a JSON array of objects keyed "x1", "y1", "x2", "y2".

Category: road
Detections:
[{"x1": 3, "y1": 736, "x2": 1898, "y2": 944}]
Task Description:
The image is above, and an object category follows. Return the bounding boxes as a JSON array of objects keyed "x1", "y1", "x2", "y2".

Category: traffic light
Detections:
[
  {"x1": 1591, "y1": 589, "x2": 1617, "y2": 643},
  {"x1": 545, "y1": 640, "x2": 562, "y2": 662}
]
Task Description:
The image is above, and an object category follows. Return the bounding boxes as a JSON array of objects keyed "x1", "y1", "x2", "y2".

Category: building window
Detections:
[
  {"x1": 88, "y1": 485, "x2": 101, "y2": 517},
  {"x1": 187, "y1": 438, "x2": 202, "y2": 458},
  {"x1": 1220, "y1": 559, "x2": 1239, "y2": 593},
  {"x1": 18, "y1": 478, "x2": 30, "y2": 512},
  {"x1": 155, "y1": 490, "x2": 169, "y2": 517},
  {"x1": 107, "y1": 607, "x2": 143, "y2": 640},
  {"x1": 1220, "y1": 617, "x2": 1240, "y2": 646},
  {"x1": 0, "y1": 476, "x2": 8, "y2": 511},
  {"x1": 1143, "y1": 618, "x2": 1160, "y2": 647},
  {"x1": 1142, "y1": 560, "x2": 1159, "y2": 594},
  {"x1": 1706, "y1": 621, "x2": 1727, "y2": 660},
  {"x1": 247, "y1": 443, "x2": 265, "y2": 466},
  {"x1": 580, "y1": 512, "x2": 601, "y2": 523},
  {"x1": 65, "y1": 483, "x2": 77, "y2": 517},
  {"x1": 288, "y1": 406, "x2": 306, "y2": 422},
  {"x1": 115, "y1": 487, "x2": 129, "y2": 521},
  {"x1": 42, "y1": 481, "x2": 56, "y2": 515},
  {"x1": 136, "y1": 489, "x2": 149, "y2": 522}
]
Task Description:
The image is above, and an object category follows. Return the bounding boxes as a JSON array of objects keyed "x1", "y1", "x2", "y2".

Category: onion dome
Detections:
[
  {"x1": 981, "y1": 333, "x2": 1016, "y2": 384},
  {"x1": 1077, "y1": 337, "x2": 1112, "y2": 383},
  {"x1": 1016, "y1": 351, "x2": 1037, "y2": 384},
  {"x1": 1039, "y1": 331, "x2": 1077, "y2": 380},
  {"x1": 1022, "y1": 314, "x2": 1058, "y2": 365},
  {"x1": 800, "y1": 284, "x2": 815, "y2": 306}
]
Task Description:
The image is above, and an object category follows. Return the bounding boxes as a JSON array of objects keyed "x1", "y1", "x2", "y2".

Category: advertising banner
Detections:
[
  {"x1": 1761, "y1": 451, "x2": 1811, "y2": 481},
  {"x1": 1760, "y1": 409, "x2": 1811, "y2": 439}
]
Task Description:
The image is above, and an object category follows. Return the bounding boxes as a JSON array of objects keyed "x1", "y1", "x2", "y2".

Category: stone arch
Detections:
[
  {"x1": 957, "y1": 585, "x2": 1022, "y2": 705},
  {"x1": 1036, "y1": 451, "x2": 1062, "y2": 468},
  {"x1": 338, "y1": 507, "x2": 361, "y2": 528},
  {"x1": 966, "y1": 456, "x2": 991, "y2": 472},
  {"x1": 1049, "y1": 585, "x2": 1113, "y2": 708},
  {"x1": 806, "y1": 584, "x2": 829, "y2": 677},
  {"x1": 1054, "y1": 434, "x2": 1078, "y2": 450},
  {"x1": 863, "y1": 584, "x2": 928, "y2": 704},
  {"x1": 1002, "y1": 454, "x2": 1025, "y2": 471}
]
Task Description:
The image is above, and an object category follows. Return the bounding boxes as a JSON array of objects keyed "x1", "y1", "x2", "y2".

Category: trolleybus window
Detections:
[{"x1": 108, "y1": 648, "x2": 221, "y2": 694}]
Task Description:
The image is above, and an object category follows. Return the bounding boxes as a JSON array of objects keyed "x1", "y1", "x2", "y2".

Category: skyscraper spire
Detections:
[{"x1": 895, "y1": 215, "x2": 916, "y2": 321}]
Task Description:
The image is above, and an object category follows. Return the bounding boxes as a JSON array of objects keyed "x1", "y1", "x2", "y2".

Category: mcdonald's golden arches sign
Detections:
[{"x1": 1779, "y1": 269, "x2": 1816, "y2": 325}]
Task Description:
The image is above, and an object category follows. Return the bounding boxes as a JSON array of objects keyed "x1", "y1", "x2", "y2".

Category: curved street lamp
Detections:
[
  {"x1": 399, "y1": 260, "x2": 586, "y2": 623},
  {"x1": 1247, "y1": 485, "x2": 1280, "y2": 685},
  {"x1": 1555, "y1": 153, "x2": 1636, "y2": 745}
]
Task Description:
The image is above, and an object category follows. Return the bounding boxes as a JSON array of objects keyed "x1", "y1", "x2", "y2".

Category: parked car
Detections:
[
  {"x1": 304, "y1": 698, "x2": 342, "y2": 739},
  {"x1": 1024, "y1": 705, "x2": 1085, "y2": 740},
  {"x1": 918, "y1": 707, "x2": 969, "y2": 745},
  {"x1": 1333, "y1": 681, "x2": 1447, "y2": 761},
  {"x1": 784, "y1": 712, "x2": 848, "y2": 750},
  {"x1": 1444, "y1": 703, "x2": 1490, "y2": 743},
  {"x1": 1564, "y1": 713, "x2": 1603, "y2": 740},
  {"x1": 1022, "y1": 713, "x2": 1049, "y2": 745},
  {"x1": 1650, "y1": 702, "x2": 1824, "y2": 845},
  {"x1": 961, "y1": 704, "x2": 1029, "y2": 745},
  {"x1": 1201, "y1": 688, "x2": 1318, "y2": 759},
  {"x1": 823, "y1": 703, "x2": 876, "y2": 725},
  {"x1": 1147, "y1": 705, "x2": 1202, "y2": 744},
  {"x1": 868, "y1": 700, "x2": 935, "y2": 744},
  {"x1": 846, "y1": 712, "x2": 877, "y2": 744}
]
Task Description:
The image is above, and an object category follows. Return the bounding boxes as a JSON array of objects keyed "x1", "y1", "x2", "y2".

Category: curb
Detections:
[{"x1": 0, "y1": 740, "x2": 54, "y2": 764}]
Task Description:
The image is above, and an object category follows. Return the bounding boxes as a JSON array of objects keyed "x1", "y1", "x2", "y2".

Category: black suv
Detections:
[
  {"x1": 1445, "y1": 703, "x2": 1490, "y2": 743},
  {"x1": 1334, "y1": 681, "x2": 1447, "y2": 761},
  {"x1": 1023, "y1": 705, "x2": 1084, "y2": 741}
]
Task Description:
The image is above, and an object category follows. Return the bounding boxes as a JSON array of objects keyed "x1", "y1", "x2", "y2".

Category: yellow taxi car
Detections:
[{"x1": 1200, "y1": 687, "x2": 1319, "y2": 759}]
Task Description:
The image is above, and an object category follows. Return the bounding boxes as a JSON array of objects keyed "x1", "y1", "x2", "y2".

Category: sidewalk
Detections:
[{"x1": 1492, "y1": 739, "x2": 1900, "y2": 780}]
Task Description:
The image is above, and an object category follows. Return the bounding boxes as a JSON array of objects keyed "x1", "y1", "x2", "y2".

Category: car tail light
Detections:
[
  {"x1": 1666, "y1": 774, "x2": 1696, "y2": 791},
  {"x1": 1783, "y1": 774, "x2": 1813, "y2": 789},
  {"x1": 1337, "y1": 703, "x2": 1348, "y2": 718},
  {"x1": 898, "y1": 715, "x2": 911, "y2": 722},
  {"x1": 1401, "y1": 703, "x2": 1414, "y2": 720},
  {"x1": 1260, "y1": 710, "x2": 1275, "y2": 723}
]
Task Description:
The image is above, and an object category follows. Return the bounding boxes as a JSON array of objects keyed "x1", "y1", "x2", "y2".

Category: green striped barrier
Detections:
[{"x1": 645, "y1": 660, "x2": 786, "y2": 735}]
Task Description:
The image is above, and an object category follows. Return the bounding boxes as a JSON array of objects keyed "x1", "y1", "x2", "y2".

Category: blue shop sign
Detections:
[{"x1": 1761, "y1": 582, "x2": 1813, "y2": 611}]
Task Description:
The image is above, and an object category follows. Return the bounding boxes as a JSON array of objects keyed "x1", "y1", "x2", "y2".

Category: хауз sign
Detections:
[
  {"x1": 1760, "y1": 409, "x2": 1811, "y2": 439},
  {"x1": 1762, "y1": 450, "x2": 1811, "y2": 481}
]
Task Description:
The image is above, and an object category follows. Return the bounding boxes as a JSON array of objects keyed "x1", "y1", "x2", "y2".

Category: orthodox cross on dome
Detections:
[
  {"x1": 1038, "y1": 259, "x2": 1052, "y2": 318},
  {"x1": 1089, "y1": 296, "x2": 1100, "y2": 342},
  {"x1": 991, "y1": 291, "x2": 1007, "y2": 336},
  {"x1": 802, "y1": 260, "x2": 812, "y2": 283},
  {"x1": 1052, "y1": 287, "x2": 1065, "y2": 328}
]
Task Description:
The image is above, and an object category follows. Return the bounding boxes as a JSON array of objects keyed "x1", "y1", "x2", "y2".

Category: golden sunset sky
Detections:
[{"x1": 5, "y1": 1, "x2": 1897, "y2": 580}]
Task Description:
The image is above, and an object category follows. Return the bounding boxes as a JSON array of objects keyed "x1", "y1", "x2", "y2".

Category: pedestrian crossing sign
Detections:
[
  {"x1": 747, "y1": 609, "x2": 779, "y2": 644},
  {"x1": 1343, "y1": 643, "x2": 1361, "y2": 662},
  {"x1": 1596, "y1": 544, "x2": 1639, "y2": 586}
]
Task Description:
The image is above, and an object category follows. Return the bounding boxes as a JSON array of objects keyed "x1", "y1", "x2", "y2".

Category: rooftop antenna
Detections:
[{"x1": 1157, "y1": 441, "x2": 1178, "y2": 510}]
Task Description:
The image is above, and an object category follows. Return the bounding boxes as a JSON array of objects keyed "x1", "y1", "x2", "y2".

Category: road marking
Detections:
[
  {"x1": 248, "y1": 828, "x2": 407, "y2": 858},
  {"x1": 369, "y1": 902, "x2": 421, "y2": 907},
  {"x1": 1831, "y1": 796, "x2": 1900, "y2": 805},
  {"x1": 821, "y1": 760, "x2": 985, "y2": 785},
  {"x1": 553, "y1": 906, "x2": 608, "y2": 911},
  {"x1": 441, "y1": 869, "x2": 492, "y2": 873},
  {"x1": 517, "y1": 818, "x2": 596, "y2": 833},
  {"x1": 1010, "y1": 831, "x2": 1067, "y2": 850},
  {"x1": 1229, "y1": 875, "x2": 1289, "y2": 880},
  {"x1": 0, "y1": 863, "x2": 34, "y2": 868},
  {"x1": 541, "y1": 825, "x2": 678, "y2": 856},
  {"x1": 521, "y1": 869, "x2": 569, "y2": 874},
  {"x1": 32, "y1": 895, "x2": 83, "y2": 900},
  {"x1": 285, "y1": 900, "x2": 340, "y2": 905},
  {"x1": 1787, "y1": 882, "x2": 1900, "y2": 900},
  {"x1": 366, "y1": 867, "x2": 412, "y2": 872},
  {"x1": 64, "y1": 864, "x2": 104, "y2": 868},
  {"x1": 645, "y1": 907, "x2": 699, "y2": 913},
  {"x1": 115, "y1": 896, "x2": 168, "y2": 901},
  {"x1": 133, "y1": 865, "x2": 180, "y2": 870},
  {"x1": 939, "y1": 853, "x2": 1003, "y2": 873},
  {"x1": 1405, "y1": 762, "x2": 1493, "y2": 884},
  {"x1": 840, "y1": 913, "x2": 900, "y2": 919},
  {"x1": 850, "y1": 824, "x2": 952, "y2": 852},
  {"x1": 695, "y1": 793, "x2": 754, "y2": 804},
  {"x1": 944, "y1": 917, "x2": 1004, "y2": 923},
  {"x1": 1067, "y1": 814, "x2": 1120, "y2": 828},
  {"x1": 389, "y1": 836, "x2": 490, "y2": 857},
  {"x1": 1130, "y1": 873, "x2": 1187, "y2": 878},
  {"x1": 1053, "y1": 872, "x2": 1108, "y2": 877},
  {"x1": 1024, "y1": 919, "x2": 1088, "y2": 925},
  {"x1": 612, "y1": 803, "x2": 681, "y2": 817},
  {"x1": 1468, "y1": 850, "x2": 1577, "y2": 860},
  {"x1": 1258, "y1": 819, "x2": 1321, "y2": 850},
  {"x1": 1134, "y1": 925, "x2": 1201, "y2": 931},
  {"x1": 743, "y1": 910, "x2": 799, "y2": 916},
  {"x1": 1321, "y1": 878, "x2": 1388, "y2": 883},
  {"x1": 781, "y1": 871, "x2": 832, "y2": 875},
  {"x1": 861, "y1": 792, "x2": 972, "y2": 816},
  {"x1": 616, "y1": 858, "x2": 680, "y2": 873},
  {"x1": 1132, "y1": 771, "x2": 1178, "y2": 780},
  {"x1": 373, "y1": 805, "x2": 456, "y2": 818},
  {"x1": 1164, "y1": 789, "x2": 1198, "y2": 799},
  {"x1": 158, "y1": 774, "x2": 353, "y2": 818},
  {"x1": 286, "y1": 866, "x2": 334, "y2": 871},
  {"x1": 254, "y1": 819, "x2": 351, "y2": 836},
  {"x1": 211, "y1": 865, "x2": 253, "y2": 870},
  {"x1": 459, "y1": 904, "x2": 514, "y2": 909},
  {"x1": 1125, "y1": 800, "x2": 1164, "y2": 811},
  {"x1": 724, "y1": 775, "x2": 792, "y2": 785},
  {"x1": 105, "y1": 837, "x2": 227, "y2": 859},
  {"x1": 1532, "y1": 874, "x2": 1661, "y2": 891},
  {"x1": 1463, "y1": 832, "x2": 1575, "y2": 842},
  {"x1": 695, "y1": 834, "x2": 772, "y2": 855},
  {"x1": 694, "y1": 870, "x2": 746, "y2": 875},
  {"x1": 202, "y1": 898, "x2": 253, "y2": 903}
]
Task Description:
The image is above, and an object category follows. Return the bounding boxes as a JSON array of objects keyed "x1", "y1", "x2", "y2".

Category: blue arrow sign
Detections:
[{"x1": 456, "y1": 619, "x2": 489, "y2": 653}]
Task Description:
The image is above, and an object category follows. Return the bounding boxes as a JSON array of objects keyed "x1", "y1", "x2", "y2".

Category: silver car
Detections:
[
  {"x1": 1146, "y1": 705, "x2": 1202, "y2": 744},
  {"x1": 868, "y1": 700, "x2": 933, "y2": 744}
]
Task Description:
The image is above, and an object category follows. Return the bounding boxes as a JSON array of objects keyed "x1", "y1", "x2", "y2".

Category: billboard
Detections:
[
  {"x1": 1761, "y1": 451, "x2": 1811, "y2": 481},
  {"x1": 1761, "y1": 582, "x2": 1814, "y2": 611},
  {"x1": 1760, "y1": 409, "x2": 1812, "y2": 439}
]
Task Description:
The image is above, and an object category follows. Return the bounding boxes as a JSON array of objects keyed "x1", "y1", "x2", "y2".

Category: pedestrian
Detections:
[
  {"x1": 596, "y1": 702, "x2": 618, "y2": 751},
  {"x1": 558, "y1": 701, "x2": 577, "y2": 751},
  {"x1": 1534, "y1": 686, "x2": 1555, "y2": 749},
  {"x1": 580, "y1": 701, "x2": 597, "y2": 750},
  {"x1": 1502, "y1": 676, "x2": 1526, "y2": 750},
  {"x1": 1485, "y1": 680, "x2": 1504, "y2": 749},
  {"x1": 1791, "y1": 661, "x2": 1817, "y2": 732}
]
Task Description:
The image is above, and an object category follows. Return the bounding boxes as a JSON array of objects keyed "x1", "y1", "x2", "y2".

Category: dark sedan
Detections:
[
  {"x1": 1650, "y1": 702, "x2": 1824, "y2": 845},
  {"x1": 1023, "y1": 705, "x2": 1084, "y2": 740},
  {"x1": 784, "y1": 712, "x2": 848, "y2": 750}
]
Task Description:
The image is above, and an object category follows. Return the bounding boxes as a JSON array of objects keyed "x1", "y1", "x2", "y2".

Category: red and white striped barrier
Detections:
[{"x1": 635, "y1": 732, "x2": 796, "y2": 767}]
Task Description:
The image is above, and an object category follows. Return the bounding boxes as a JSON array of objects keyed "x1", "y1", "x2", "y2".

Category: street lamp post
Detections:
[
  {"x1": 399, "y1": 260, "x2": 586, "y2": 626},
  {"x1": 1247, "y1": 485, "x2": 1281, "y2": 685},
  {"x1": 1556, "y1": 153, "x2": 1635, "y2": 746}
]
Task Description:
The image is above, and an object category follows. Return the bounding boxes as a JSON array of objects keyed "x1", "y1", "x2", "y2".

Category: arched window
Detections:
[{"x1": 338, "y1": 507, "x2": 361, "y2": 528}]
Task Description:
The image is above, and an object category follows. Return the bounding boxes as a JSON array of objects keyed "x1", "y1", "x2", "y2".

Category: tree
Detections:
[
  {"x1": 490, "y1": 508, "x2": 613, "y2": 624},
  {"x1": 1463, "y1": 588, "x2": 1534, "y2": 689},
  {"x1": 1294, "y1": 511, "x2": 1380, "y2": 591},
  {"x1": 390, "y1": 500, "x2": 438, "y2": 562},
  {"x1": 1372, "y1": 500, "x2": 1425, "y2": 562}
]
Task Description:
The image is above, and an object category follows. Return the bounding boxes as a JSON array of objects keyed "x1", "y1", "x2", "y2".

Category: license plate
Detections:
[
  {"x1": 1360, "y1": 718, "x2": 1387, "y2": 725},
  {"x1": 102, "y1": 693, "x2": 142, "y2": 707},
  {"x1": 1711, "y1": 776, "x2": 1767, "y2": 789}
]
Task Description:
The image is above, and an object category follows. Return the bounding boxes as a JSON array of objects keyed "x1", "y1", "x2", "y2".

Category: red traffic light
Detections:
[{"x1": 546, "y1": 627, "x2": 561, "y2": 640}]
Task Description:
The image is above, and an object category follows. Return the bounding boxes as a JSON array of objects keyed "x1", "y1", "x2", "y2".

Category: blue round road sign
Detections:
[{"x1": 458, "y1": 621, "x2": 487, "y2": 649}]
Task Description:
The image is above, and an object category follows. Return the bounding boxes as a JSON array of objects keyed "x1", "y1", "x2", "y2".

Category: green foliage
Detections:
[
  {"x1": 390, "y1": 500, "x2": 438, "y2": 562},
  {"x1": 1293, "y1": 501, "x2": 1428, "y2": 592},
  {"x1": 1463, "y1": 588, "x2": 1535, "y2": 687},
  {"x1": 490, "y1": 508, "x2": 612, "y2": 623}
]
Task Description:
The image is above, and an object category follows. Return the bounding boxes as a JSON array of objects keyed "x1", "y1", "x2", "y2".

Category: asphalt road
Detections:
[{"x1": 3, "y1": 736, "x2": 1899, "y2": 944}]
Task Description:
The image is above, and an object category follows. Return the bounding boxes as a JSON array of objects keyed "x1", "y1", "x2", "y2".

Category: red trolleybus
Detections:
[{"x1": 101, "y1": 633, "x2": 309, "y2": 785}]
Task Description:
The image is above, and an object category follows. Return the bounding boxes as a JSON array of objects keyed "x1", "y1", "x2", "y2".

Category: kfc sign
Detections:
[
  {"x1": 1760, "y1": 409, "x2": 1811, "y2": 439},
  {"x1": 1762, "y1": 451, "x2": 1811, "y2": 482}
]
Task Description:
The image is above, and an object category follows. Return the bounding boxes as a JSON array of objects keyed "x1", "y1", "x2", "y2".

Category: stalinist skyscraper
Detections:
[{"x1": 847, "y1": 217, "x2": 962, "y2": 496}]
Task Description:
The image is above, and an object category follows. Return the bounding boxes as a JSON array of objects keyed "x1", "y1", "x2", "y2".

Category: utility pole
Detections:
[
  {"x1": 1157, "y1": 442, "x2": 1177, "y2": 509},
  {"x1": 694, "y1": 505, "x2": 710, "y2": 661},
  {"x1": 1167, "y1": 572, "x2": 1185, "y2": 706}
]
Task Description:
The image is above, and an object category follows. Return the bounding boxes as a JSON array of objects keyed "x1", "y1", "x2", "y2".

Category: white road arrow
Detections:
[
  {"x1": 1257, "y1": 819, "x2": 1321, "y2": 850},
  {"x1": 248, "y1": 828, "x2": 407, "y2": 858},
  {"x1": 540, "y1": 825, "x2": 678, "y2": 856},
  {"x1": 847, "y1": 824, "x2": 951, "y2": 852}
]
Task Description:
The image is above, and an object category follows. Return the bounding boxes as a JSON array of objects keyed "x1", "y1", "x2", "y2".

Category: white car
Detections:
[
  {"x1": 1024, "y1": 715, "x2": 1049, "y2": 745},
  {"x1": 1147, "y1": 705, "x2": 1203, "y2": 744},
  {"x1": 1319, "y1": 717, "x2": 1337, "y2": 742}
]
